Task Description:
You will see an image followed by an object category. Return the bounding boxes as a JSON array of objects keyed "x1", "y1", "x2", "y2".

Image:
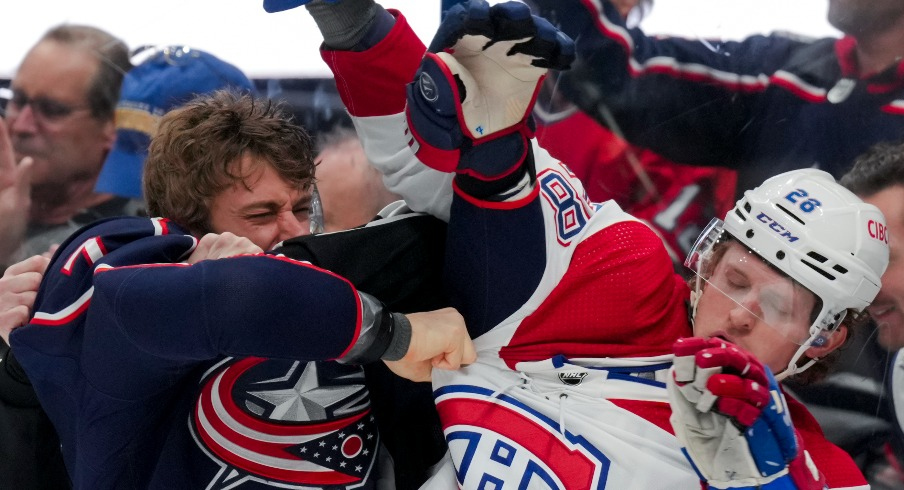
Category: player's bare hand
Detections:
[
  {"x1": 0, "y1": 254, "x2": 50, "y2": 344},
  {"x1": 384, "y1": 307, "x2": 475, "y2": 382},
  {"x1": 383, "y1": 358, "x2": 433, "y2": 382},
  {"x1": 0, "y1": 117, "x2": 33, "y2": 267},
  {"x1": 186, "y1": 233, "x2": 263, "y2": 264}
]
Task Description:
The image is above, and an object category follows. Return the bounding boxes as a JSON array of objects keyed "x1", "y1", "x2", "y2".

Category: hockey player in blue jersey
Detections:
[{"x1": 9, "y1": 90, "x2": 475, "y2": 489}]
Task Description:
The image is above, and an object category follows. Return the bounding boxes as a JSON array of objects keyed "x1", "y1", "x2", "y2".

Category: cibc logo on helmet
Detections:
[{"x1": 868, "y1": 219, "x2": 889, "y2": 243}]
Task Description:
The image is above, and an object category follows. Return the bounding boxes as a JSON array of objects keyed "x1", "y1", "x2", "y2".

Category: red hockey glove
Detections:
[{"x1": 667, "y1": 337, "x2": 826, "y2": 490}]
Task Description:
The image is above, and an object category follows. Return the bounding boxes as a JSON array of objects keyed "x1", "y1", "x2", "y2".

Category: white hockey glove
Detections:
[
  {"x1": 405, "y1": 0, "x2": 574, "y2": 179},
  {"x1": 666, "y1": 337, "x2": 826, "y2": 490}
]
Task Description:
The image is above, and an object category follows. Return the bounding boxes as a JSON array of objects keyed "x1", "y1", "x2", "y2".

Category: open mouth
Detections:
[{"x1": 709, "y1": 333, "x2": 731, "y2": 344}]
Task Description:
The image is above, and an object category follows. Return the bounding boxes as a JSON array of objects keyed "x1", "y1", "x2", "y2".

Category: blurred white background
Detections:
[{"x1": 1, "y1": 0, "x2": 839, "y2": 78}]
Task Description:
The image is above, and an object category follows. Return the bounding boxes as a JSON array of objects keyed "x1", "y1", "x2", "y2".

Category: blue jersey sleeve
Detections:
[
  {"x1": 13, "y1": 217, "x2": 364, "y2": 401},
  {"x1": 90, "y1": 254, "x2": 361, "y2": 363},
  {"x1": 529, "y1": 0, "x2": 810, "y2": 168}
]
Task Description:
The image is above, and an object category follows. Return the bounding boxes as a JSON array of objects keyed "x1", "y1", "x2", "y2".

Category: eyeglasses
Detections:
[{"x1": 4, "y1": 89, "x2": 91, "y2": 123}]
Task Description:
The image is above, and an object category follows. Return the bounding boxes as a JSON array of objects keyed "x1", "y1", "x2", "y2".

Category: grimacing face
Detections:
[
  {"x1": 208, "y1": 153, "x2": 314, "y2": 251},
  {"x1": 692, "y1": 241, "x2": 843, "y2": 373}
]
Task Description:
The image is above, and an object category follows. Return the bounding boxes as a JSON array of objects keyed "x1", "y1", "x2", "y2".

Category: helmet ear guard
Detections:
[{"x1": 687, "y1": 169, "x2": 890, "y2": 379}]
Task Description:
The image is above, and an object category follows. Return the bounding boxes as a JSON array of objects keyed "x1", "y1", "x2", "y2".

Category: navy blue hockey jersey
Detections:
[{"x1": 10, "y1": 216, "x2": 387, "y2": 489}]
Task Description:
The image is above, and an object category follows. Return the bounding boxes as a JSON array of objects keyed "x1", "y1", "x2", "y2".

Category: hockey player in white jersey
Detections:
[{"x1": 267, "y1": 0, "x2": 888, "y2": 488}]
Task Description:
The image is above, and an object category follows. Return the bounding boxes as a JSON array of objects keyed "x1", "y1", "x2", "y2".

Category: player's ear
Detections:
[{"x1": 804, "y1": 325, "x2": 847, "y2": 359}]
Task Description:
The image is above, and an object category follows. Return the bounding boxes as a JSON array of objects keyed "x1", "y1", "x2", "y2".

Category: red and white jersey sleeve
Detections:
[{"x1": 322, "y1": 11, "x2": 454, "y2": 221}]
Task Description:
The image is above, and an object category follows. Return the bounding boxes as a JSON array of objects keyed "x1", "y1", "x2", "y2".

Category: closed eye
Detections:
[{"x1": 245, "y1": 211, "x2": 277, "y2": 220}]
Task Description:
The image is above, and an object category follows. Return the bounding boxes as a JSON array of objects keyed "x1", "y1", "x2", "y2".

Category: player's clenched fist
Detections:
[{"x1": 384, "y1": 307, "x2": 475, "y2": 382}]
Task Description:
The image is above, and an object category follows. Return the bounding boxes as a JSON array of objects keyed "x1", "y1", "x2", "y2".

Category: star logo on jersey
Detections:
[
  {"x1": 191, "y1": 357, "x2": 379, "y2": 489},
  {"x1": 244, "y1": 360, "x2": 367, "y2": 421}
]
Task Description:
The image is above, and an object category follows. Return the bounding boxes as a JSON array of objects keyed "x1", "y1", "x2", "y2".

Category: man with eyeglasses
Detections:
[
  {"x1": 0, "y1": 24, "x2": 132, "y2": 270},
  {"x1": 0, "y1": 23, "x2": 132, "y2": 489}
]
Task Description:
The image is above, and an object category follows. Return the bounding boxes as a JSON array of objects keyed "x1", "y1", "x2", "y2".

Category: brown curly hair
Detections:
[{"x1": 144, "y1": 90, "x2": 315, "y2": 235}]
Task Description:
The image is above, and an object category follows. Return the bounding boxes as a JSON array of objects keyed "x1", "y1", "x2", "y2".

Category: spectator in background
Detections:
[
  {"x1": 0, "y1": 24, "x2": 132, "y2": 268},
  {"x1": 314, "y1": 127, "x2": 400, "y2": 232},
  {"x1": 0, "y1": 24, "x2": 129, "y2": 488},
  {"x1": 841, "y1": 144, "x2": 904, "y2": 353},
  {"x1": 527, "y1": 0, "x2": 904, "y2": 202}
]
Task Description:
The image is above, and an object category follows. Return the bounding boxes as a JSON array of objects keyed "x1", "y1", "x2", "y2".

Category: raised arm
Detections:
[
  {"x1": 528, "y1": 0, "x2": 810, "y2": 169},
  {"x1": 303, "y1": 1, "x2": 456, "y2": 218}
]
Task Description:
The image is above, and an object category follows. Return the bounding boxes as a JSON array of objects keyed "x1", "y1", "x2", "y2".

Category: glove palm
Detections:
[{"x1": 405, "y1": 0, "x2": 574, "y2": 178}]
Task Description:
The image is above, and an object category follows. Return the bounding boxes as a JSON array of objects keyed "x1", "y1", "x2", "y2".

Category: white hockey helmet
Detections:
[{"x1": 686, "y1": 169, "x2": 889, "y2": 376}]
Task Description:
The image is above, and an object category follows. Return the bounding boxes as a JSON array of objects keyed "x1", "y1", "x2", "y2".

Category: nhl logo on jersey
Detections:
[{"x1": 557, "y1": 372, "x2": 587, "y2": 386}]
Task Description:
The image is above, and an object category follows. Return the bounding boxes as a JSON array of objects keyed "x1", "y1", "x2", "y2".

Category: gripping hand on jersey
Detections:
[
  {"x1": 405, "y1": 0, "x2": 574, "y2": 179},
  {"x1": 666, "y1": 337, "x2": 826, "y2": 490}
]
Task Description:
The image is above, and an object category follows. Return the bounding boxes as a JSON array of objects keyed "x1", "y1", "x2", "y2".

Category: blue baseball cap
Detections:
[{"x1": 95, "y1": 47, "x2": 254, "y2": 199}]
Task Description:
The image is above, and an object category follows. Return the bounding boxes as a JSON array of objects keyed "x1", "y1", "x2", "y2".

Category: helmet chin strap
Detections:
[
  {"x1": 774, "y1": 329, "x2": 823, "y2": 381},
  {"x1": 776, "y1": 309, "x2": 846, "y2": 381}
]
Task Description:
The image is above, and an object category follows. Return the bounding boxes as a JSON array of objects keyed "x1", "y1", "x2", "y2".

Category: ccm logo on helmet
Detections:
[
  {"x1": 868, "y1": 220, "x2": 889, "y2": 243},
  {"x1": 756, "y1": 212, "x2": 800, "y2": 242}
]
